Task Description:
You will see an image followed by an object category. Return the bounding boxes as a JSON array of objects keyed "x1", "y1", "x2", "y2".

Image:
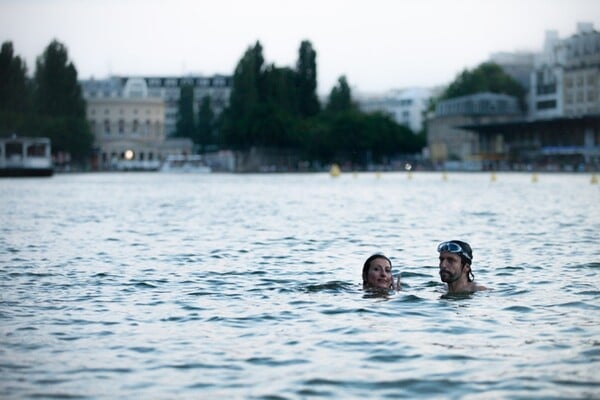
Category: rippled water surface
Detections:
[{"x1": 1, "y1": 172, "x2": 599, "y2": 399}]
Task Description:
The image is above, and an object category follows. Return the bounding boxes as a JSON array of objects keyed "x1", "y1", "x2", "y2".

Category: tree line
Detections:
[
  {"x1": 1, "y1": 38, "x2": 524, "y2": 169},
  {"x1": 0, "y1": 40, "x2": 93, "y2": 164},
  {"x1": 174, "y1": 40, "x2": 425, "y2": 167}
]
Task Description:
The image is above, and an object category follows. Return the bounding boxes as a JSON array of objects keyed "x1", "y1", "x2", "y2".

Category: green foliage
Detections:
[
  {"x1": 34, "y1": 40, "x2": 86, "y2": 118},
  {"x1": 33, "y1": 40, "x2": 93, "y2": 161},
  {"x1": 441, "y1": 62, "x2": 526, "y2": 110},
  {"x1": 175, "y1": 84, "x2": 195, "y2": 139},
  {"x1": 0, "y1": 41, "x2": 30, "y2": 113},
  {"x1": 296, "y1": 40, "x2": 320, "y2": 117},
  {"x1": 220, "y1": 41, "x2": 266, "y2": 149},
  {"x1": 262, "y1": 65, "x2": 298, "y2": 115},
  {"x1": 197, "y1": 95, "x2": 215, "y2": 151},
  {"x1": 0, "y1": 39, "x2": 93, "y2": 163},
  {"x1": 325, "y1": 76, "x2": 356, "y2": 113},
  {"x1": 218, "y1": 41, "x2": 424, "y2": 167}
]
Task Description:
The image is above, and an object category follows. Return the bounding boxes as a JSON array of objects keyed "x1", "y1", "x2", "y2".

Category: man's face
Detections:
[{"x1": 439, "y1": 252, "x2": 464, "y2": 283}]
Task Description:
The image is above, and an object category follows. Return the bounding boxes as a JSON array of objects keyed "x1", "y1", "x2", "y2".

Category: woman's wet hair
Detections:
[{"x1": 362, "y1": 253, "x2": 392, "y2": 285}]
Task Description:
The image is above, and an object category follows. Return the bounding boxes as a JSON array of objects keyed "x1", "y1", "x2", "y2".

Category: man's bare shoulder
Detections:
[{"x1": 471, "y1": 282, "x2": 489, "y2": 291}]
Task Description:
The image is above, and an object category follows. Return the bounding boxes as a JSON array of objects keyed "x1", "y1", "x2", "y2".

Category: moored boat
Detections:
[
  {"x1": 0, "y1": 135, "x2": 54, "y2": 177},
  {"x1": 160, "y1": 154, "x2": 211, "y2": 173}
]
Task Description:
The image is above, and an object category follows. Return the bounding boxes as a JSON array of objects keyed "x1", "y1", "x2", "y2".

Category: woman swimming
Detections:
[{"x1": 362, "y1": 253, "x2": 401, "y2": 290}]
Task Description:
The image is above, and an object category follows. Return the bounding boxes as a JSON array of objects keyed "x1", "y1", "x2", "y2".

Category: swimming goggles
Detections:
[{"x1": 437, "y1": 241, "x2": 472, "y2": 260}]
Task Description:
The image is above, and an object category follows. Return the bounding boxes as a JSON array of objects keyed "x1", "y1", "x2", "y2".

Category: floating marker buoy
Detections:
[
  {"x1": 592, "y1": 174, "x2": 598, "y2": 184},
  {"x1": 375, "y1": 171, "x2": 381, "y2": 179},
  {"x1": 491, "y1": 172, "x2": 497, "y2": 182},
  {"x1": 442, "y1": 172, "x2": 448, "y2": 181},
  {"x1": 329, "y1": 163, "x2": 341, "y2": 177},
  {"x1": 531, "y1": 173, "x2": 538, "y2": 183}
]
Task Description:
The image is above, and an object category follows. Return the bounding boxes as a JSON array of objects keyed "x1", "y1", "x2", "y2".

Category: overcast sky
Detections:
[{"x1": 1, "y1": 0, "x2": 599, "y2": 95}]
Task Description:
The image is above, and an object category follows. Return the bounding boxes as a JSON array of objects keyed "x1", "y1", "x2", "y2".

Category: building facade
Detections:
[
  {"x1": 427, "y1": 93, "x2": 522, "y2": 169},
  {"x1": 141, "y1": 75, "x2": 232, "y2": 136},
  {"x1": 562, "y1": 23, "x2": 600, "y2": 117},
  {"x1": 428, "y1": 22, "x2": 600, "y2": 171},
  {"x1": 357, "y1": 87, "x2": 434, "y2": 133},
  {"x1": 465, "y1": 115, "x2": 600, "y2": 171},
  {"x1": 489, "y1": 51, "x2": 535, "y2": 91},
  {"x1": 82, "y1": 74, "x2": 232, "y2": 170},
  {"x1": 82, "y1": 74, "x2": 232, "y2": 137},
  {"x1": 529, "y1": 23, "x2": 600, "y2": 119},
  {"x1": 86, "y1": 95, "x2": 168, "y2": 170}
]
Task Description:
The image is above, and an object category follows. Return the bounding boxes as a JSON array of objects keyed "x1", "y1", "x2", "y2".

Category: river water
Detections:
[{"x1": 1, "y1": 172, "x2": 599, "y2": 399}]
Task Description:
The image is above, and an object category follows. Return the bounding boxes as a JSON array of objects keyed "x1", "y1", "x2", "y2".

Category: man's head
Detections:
[{"x1": 437, "y1": 240, "x2": 475, "y2": 283}]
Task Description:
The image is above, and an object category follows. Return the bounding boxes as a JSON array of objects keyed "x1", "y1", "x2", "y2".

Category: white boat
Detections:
[
  {"x1": 0, "y1": 135, "x2": 53, "y2": 177},
  {"x1": 160, "y1": 154, "x2": 212, "y2": 173}
]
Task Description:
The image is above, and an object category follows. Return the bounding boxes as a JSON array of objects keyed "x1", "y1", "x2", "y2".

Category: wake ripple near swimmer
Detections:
[{"x1": 302, "y1": 281, "x2": 356, "y2": 293}]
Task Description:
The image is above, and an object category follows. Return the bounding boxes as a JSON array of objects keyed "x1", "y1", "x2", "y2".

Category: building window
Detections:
[
  {"x1": 565, "y1": 77, "x2": 573, "y2": 88},
  {"x1": 537, "y1": 83, "x2": 556, "y2": 95},
  {"x1": 566, "y1": 94, "x2": 573, "y2": 105},
  {"x1": 118, "y1": 119, "x2": 125, "y2": 134},
  {"x1": 104, "y1": 119, "x2": 111, "y2": 134},
  {"x1": 536, "y1": 100, "x2": 556, "y2": 110},
  {"x1": 133, "y1": 119, "x2": 139, "y2": 133}
]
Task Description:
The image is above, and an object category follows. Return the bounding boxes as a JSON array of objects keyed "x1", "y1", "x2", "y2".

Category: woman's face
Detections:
[{"x1": 366, "y1": 257, "x2": 392, "y2": 289}]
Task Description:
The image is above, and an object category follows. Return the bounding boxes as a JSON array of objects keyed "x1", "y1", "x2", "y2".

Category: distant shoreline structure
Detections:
[{"x1": 0, "y1": 135, "x2": 54, "y2": 177}]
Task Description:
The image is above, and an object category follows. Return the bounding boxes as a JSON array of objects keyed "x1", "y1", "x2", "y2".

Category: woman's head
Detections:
[{"x1": 362, "y1": 253, "x2": 393, "y2": 289}]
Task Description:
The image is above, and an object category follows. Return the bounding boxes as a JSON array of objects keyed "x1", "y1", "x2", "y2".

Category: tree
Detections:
[
  {"x1": 33, "y1": 39, "x2": 93, "y2": 162},
  {"x1": 175, "y1": 84, "x2": 195, "y2": 139},
  {"x1": 263, "y1": 65, "x2": 298, "y2": 114},
  {"x1": 34, "y1": 40, "x2": 86, "y2": 117},
  {"x1": 0, "y1": 41, "x2": 32, "y2": 136},
  {"x1": 197, "y1": 95, "x2": 215, "y2": 151},
  {"x1": 296, "y1": 40, "x2": 320, "y2": 117},
  {"x1": 325, "y1": 76, "x2": 356, "y2": 113},
  {"x1": 0, "y1": 41, "x2": 30, "y2": 114},
  {"x1": 220, "y1": 41, "x2": 265, "y2": 149},
  {"x1": 441, "y1": 62, "x2": 527, "y2": 110}
]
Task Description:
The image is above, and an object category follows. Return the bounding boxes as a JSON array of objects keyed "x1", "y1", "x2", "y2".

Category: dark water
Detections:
[{"x1": 1, "y1": 172, "x2": 599, "y2": 399}]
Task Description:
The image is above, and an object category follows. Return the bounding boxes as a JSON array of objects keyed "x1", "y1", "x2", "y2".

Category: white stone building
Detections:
[
  {"x1": 357, "y1": 87, "x2": 434, "y2": 133},
  {"x1": 82, "y1": 74, "x2": 232, "y2": 137},
  {"x1": 86, "y1": 90, "x2": 168, "y2": 170},
  {"x1": 529, "y1": 22, "x2": 600, "y2": 119},
  {"x1": 82, "y1": 74, "x2": 232, "y2": 170}
]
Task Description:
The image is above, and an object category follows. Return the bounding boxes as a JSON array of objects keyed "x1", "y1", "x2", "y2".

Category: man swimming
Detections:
[{"x1": 437, "y1": 240, "x2": 486, "y2": 294}]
